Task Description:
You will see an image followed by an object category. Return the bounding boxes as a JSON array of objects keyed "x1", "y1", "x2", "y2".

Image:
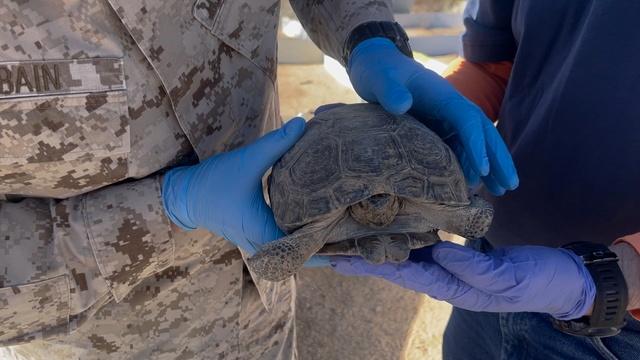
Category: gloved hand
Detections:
[
  {"x1": 333, "y1": 241, "x2": 596, "y2": 320},
  {"x1": 162, "y1": 117, "x2": 327, "y2": 267},
  {"x1": 348, "y1": 38, "x2": 519, "y2": 194}
]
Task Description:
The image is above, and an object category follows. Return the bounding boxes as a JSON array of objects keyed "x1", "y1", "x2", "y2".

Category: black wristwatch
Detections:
[
  {"x1": 342, "y1": 21, "x2": 413, "y2": 65},
  {"x1": 551, "y1": 242, "x2": 628, "y2": 337}
]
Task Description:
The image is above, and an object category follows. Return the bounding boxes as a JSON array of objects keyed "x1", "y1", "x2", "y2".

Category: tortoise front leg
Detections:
[{"x1": 246, "y1": 219, "x2": 335, "y2": 282}]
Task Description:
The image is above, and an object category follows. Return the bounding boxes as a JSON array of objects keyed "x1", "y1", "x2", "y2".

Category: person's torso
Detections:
[
  {"x1": 486, "y1": 0, "x2": 640, "y2": 247},
  {"x1": 9, "y1": 228, "x2": 296, "y2": 360},
  {"x1": 0, "y1": 1, "x2": 292, "y2": 358},
  {"x1": 0, "y1": 0, "x2": 280, "y2": 199}
]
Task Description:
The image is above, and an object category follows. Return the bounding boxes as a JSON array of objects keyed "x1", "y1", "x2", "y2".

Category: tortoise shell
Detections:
[
  {"x1": 269, "y1": 103, "x2": 469, "y2": 233},
  {"x1": 249, "y1": 104, "x2": 494, "y2": 281}
]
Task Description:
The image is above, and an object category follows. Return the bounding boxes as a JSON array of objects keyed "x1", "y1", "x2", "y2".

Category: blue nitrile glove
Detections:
[
  {"x1": 348, "y1": 38, "x2": 519, "y2": 194},
  {"x1": 162, "y1": 117, "x2": 328, "y2": 267},
  {"x1": 332, "y1": 242, "x2": 596, "y2": 320}
]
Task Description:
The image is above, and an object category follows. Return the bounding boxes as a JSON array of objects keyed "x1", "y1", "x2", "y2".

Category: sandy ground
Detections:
[{"x1": 278, "y1": 64, "x2": 459, "y2": 360}]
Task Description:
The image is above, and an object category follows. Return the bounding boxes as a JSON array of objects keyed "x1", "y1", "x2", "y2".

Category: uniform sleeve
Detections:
[
  {"x1": 289, "y1": 0, "x2": 394, "y2": 65},
  {"x1": 443, "y1": 57, "x2": 513, "y2": 121},
  {"x1": 462, "y1": 0, "x2": 517, "y2": 62},
  {"x1": 0, "y1": 176, "x2": 174, "y2": 345}
]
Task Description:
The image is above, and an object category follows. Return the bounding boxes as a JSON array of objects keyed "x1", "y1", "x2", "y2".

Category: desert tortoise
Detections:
[{"x1": 247, "y1": 104, "x2": 493, "y2": 281}]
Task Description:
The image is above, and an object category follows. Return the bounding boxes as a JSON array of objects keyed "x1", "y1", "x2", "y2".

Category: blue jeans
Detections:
[{"x1": 443, "y1": 239, "x2": 640, "y2": 360}]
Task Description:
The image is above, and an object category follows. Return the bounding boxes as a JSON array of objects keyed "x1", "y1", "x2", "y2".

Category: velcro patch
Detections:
[{"x1": 0, "y1": 58, "x2": 125, "y2": 98}]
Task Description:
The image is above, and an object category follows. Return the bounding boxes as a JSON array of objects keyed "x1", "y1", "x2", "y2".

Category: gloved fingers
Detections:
[
  {"x1": 331, "y1": 255, "x2": 501, "y2": 309},
  {"x1": 481, "y1": 173, "x2": 506, "y2": 196},
  {"x1": 236, "y1": 190, "x2": 287, "y2": 255},
  {"x1": 404, "y1": 71, "x2": 490, "y2": 175},
  {"x1": 331, "y1": 257, "x2": 401, "y2": 278},
  {"x1": 347, "y1": 37, "x2": 415, "y2": 113},
  {"x1": 331, "y1": 257, "x2": 445, "y2": 295},
  {"x1": 431, "y1": 242, "x2": 520, "y2": 295},
  {"x1": 399, "y1": 261, "x2": 477, "y2": 301},
  {"x1": 230, "y1": 219, "x2": 264, "y2": 256},
  {"x1": 219, "y1": 221, "x2": 261, "y2": 256},
  {"x1": 410, "y1": 80, "x2": 516, "y2": 191},
  {"x1": 405, "y1": 257, "x2": 500, "y2": 311},
  {"x1": 482, "y1": 120, "x2": 519, "y2": 190},
  {"x1": 463, "y1": 163, "x2": 481, "y2": 188},
  {"x1": 434, "y1": 100, "x2": 491, "y2": 177},
  {"x1": 242, "y1": 117, "x2": 306, "y2": 178},
  {"x1": 369, "y1": 73, "x2": 414, "y2": 115},
  {"x1": 441, "y1": 285, "x2": 501, "y2": 312},
  {"x1": 315, "y1": 103, "x2": 346, "y2": 115},
  {"x1": 331, "y1": 257, "x2": 451, "y2": 294},
  {"x1": 405, "y1": 71, "x2": 459, "y2": 139},
  {"x1": 304, "y1": 255, "x2": 331, "y2": 268},
  {"x1": 161, "y1": 166, "x2": 199, "y2": 230},
  {"x1": 451, "y1": 141, "x2": 481, "y2": 187}
]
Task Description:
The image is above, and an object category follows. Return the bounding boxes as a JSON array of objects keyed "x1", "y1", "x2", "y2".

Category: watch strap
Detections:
[
  {"x1": 552, "y1": 242, "x2": 628, "y2": 337},
  {"x1": 343, "y1": 21, "x2": 412, "y2": 65}
]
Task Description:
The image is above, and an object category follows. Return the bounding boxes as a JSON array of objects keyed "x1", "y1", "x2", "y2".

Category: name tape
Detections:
[{"x1": 0, "y1": 58, "x2": 125, "y2": 99}]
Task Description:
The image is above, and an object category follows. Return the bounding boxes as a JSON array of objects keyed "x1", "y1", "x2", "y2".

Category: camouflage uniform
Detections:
[{"x1": 0, "y1": 0, "x2": 392, "y2": 359}]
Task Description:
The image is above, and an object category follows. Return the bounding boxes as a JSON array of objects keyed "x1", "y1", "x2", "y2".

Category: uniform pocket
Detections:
[
  {"x1": 0, "y1": 58, "x2": 130, "y2": 198},
  {"x1": 0, "y1": 275, "x2": 70, "y2": 345},
  {"x1": 192, "y1": 0, "x2": 280, "y2": 75},
  {"x1": 0, "y1": 91, "x2": 129, "y2": 164}
]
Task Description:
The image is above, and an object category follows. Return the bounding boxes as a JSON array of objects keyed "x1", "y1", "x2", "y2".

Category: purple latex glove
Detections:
[{"x1": 332, "y1": 242, "x2": 596, "y2": 320}]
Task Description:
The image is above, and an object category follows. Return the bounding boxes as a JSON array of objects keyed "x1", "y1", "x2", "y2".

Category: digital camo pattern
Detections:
[
  {"x1": 2, "y1": 227, "x2": 295, "y2": 359},
  {"x1": 0, "y1": 92, "x2": 130, "y2": 198},
  {"x1": 0, "y1": 176, "x2": 295, "y2": 359},
  {"x1": 0, "y1": 0, "x2": 192, "y2": 198},
  {"x1": 290, "y1": 0, "x2": 395, "y2": 65},
  {"x1": 78, "y1": 177, "x2": 174, "y2": 302},
  {"x1": 193, "y1": 0, "x2": 280, "y2": 76},
  {"x1": 0, "y1": 0, "x2": 394, "y2": 358},
  {"x1": 0, "y1": 275, "x2": 70, "y2": 344},
  {"x1": 108, "y1": 0, "x2": 281, "y2": 161}
]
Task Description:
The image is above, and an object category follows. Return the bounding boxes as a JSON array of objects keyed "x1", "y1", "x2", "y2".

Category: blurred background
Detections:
[{"x1": 278, "y1": 1, "x2": 467, "y2": 359}]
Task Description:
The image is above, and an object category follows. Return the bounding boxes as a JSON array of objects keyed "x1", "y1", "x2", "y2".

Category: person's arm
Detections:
[
  {"x1": 0, "y1": 176, "x2": 174, "y2": 345},
  {"x1": 290, "y1": 0, "x2": 518, "y2": 194},
  {"x1": 443, "y1": 58, "x2": 513, "y2": 122},
  {"x1": 611, "y1": 234, "x2": 640, "y2": 315},
  {"x1": 1, "y1": 117, "x2": 316, "y2": 346},
  {"x1": 331, "y1": 0, "x2": 619, "y2": 326},
  {"x1": 288, "y1": 0, "x2": 394, "y2": 65}
]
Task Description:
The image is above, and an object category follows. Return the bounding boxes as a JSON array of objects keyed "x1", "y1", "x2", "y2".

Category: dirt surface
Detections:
[
  {"x1": 278, "y1": 64, "x2": 361, "y2": 120},
  {"x1": 404, "y1": 27, "x2": 463, "y2": 37},
  {"x1": 278, "y1": 64, "x2": 457, "y2": 360},
  {"x1": 412, "y1": 0, "x2": 466, "y2": 12},
  {"x1": 296, "y1": 268, "x2": 452, "y2": 360}
]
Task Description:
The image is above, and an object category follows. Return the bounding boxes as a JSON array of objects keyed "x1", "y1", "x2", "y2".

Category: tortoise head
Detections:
[{"x1": 348, "y1": 193, "x2": 399, "y2": 228}]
